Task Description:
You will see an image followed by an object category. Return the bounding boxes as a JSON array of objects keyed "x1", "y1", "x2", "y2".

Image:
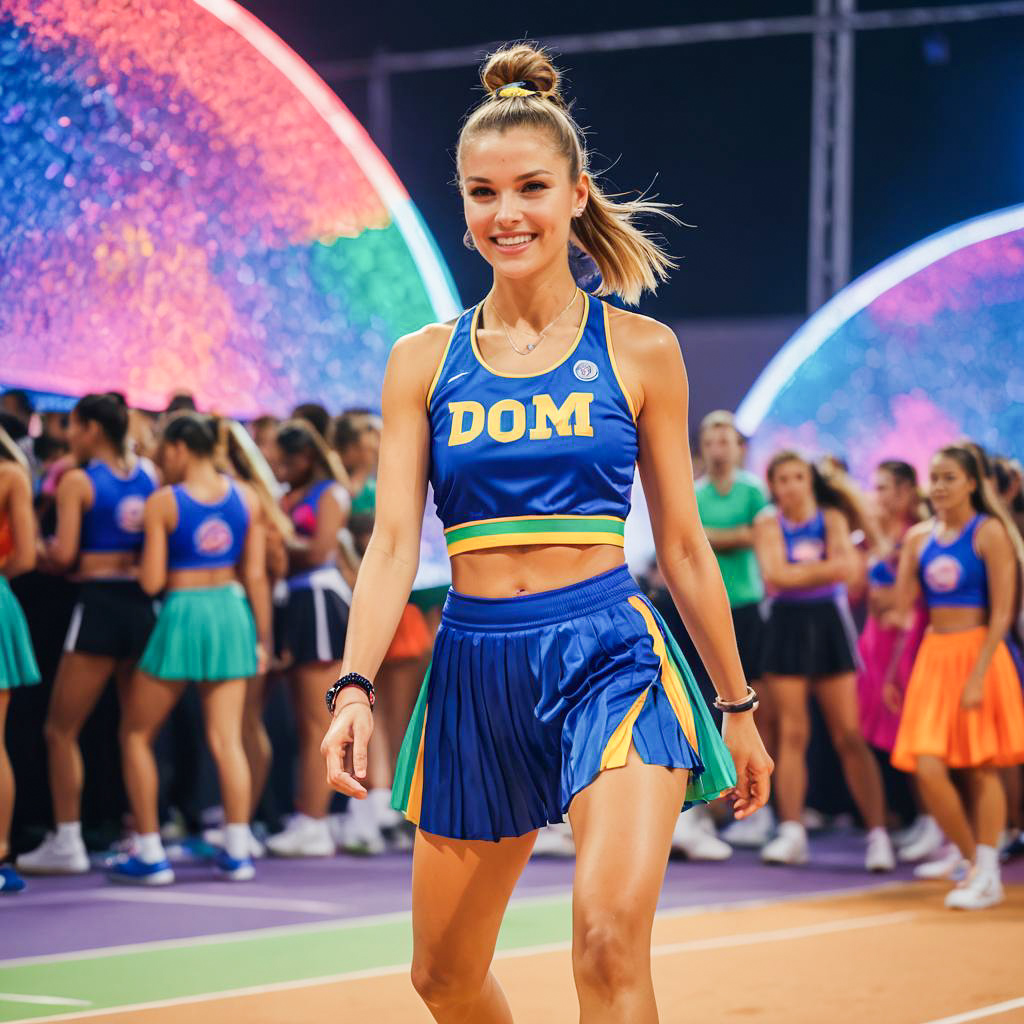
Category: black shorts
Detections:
[
  {"x1": 731, "y1": 602, "x2": 766, "y2": 682},
  {"x1": 276, "y1": 572, "x2": 349, "y2": 666},
  {"x1": 63, "y1": 580, "x2": 157, "y2": 660},
  {"x1": 760, "y1": 597, "x2": 859, "y2": 678}
]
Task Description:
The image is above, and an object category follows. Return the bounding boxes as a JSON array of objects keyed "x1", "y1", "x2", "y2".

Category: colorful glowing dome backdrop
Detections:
[
  {"x1": 0, "y1": 0, "x2": 460, "y2": 417},
  {"x1": 736, "y1": 205, "x2": 1024, "y2": 482}
]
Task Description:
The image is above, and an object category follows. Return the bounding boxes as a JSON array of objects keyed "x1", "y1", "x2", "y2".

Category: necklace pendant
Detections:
[{"x1": 526, "y1": 341, "x2": 536, "y2": 352}]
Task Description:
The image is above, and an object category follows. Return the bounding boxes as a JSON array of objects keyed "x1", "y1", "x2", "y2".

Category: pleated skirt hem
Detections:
[{"x1": 0, "y1": 577, "x2": 40, "y2": 690}]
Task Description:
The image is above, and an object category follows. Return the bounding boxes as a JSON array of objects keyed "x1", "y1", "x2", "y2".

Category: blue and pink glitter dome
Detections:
[
  {"x1": 0, "y1": 0, "x2": 460, "y2": 418},
  {"x1": 737, "y1": 205, "x2": 1024, "y2": 481}
]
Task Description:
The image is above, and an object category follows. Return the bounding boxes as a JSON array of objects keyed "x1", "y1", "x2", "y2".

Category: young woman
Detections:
[
  {"x1": 0, "y1": 426, "x2": 40, "y2": 893},
  {"x1": 18, "y1": 393, "x2": 158, "y2": 877},
  {"x1": 108, "y1": 413, "x2": 270, "y2": 884},
  {"x1": 890, "y1": 445, "x2": 1024, "y2": 909},
  {"x1": 321, "y1": 45, "x2": 771, "y2": 1024},
  {"x1": 755, "y1": 451, "x2": 894, "y2": 871},
  {"x1": 266, "y1": 420, "x2": 351, "y2": 858}
]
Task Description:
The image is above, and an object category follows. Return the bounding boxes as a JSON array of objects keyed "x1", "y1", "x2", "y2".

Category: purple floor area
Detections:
[{"x1": 4, "y1": 832, "x2": 1022, "y2": 962}]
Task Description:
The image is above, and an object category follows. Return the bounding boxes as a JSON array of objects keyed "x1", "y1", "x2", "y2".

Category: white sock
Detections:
[
  {"x1": 136, "y1": 833, "x2": 166, "y2": 865},
  {"x1": 779, "y1": 820, "x2": 807, "y2": 839},
  {"x1": 975, "y1": 844, "x2": 1000, "y2": 876},
  {"x1": 347, "y1": 794, "x2": 378, "y2": 831},
  {"x1": 224, "y1": 823, "x2": 252, "y2": 861},
  {"x1": 867, "y1": 826, "x2": 889, "y2": 843},
  {"x1": 56, "y1": 822, "x2": 82, "y2": 845}
]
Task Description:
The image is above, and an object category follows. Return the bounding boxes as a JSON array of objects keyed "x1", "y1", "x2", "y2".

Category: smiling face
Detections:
[
  {"x1": 460, "y1": 126, "x2": 588, "y2": 282},
  {"x1": 769, "y1": 457, "x2": 814, "y2": 515}
]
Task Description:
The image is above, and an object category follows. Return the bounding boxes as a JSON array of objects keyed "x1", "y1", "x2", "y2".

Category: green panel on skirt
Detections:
[
  {"x1": 0, "y1": 577, "x2": 41, "y2": 690},
  {"x1": 408, "y1": 584, "x2": 450, "y2": 613},
  {"x1": 139, "y1": 583, "x2": 259, "y2": 682}
]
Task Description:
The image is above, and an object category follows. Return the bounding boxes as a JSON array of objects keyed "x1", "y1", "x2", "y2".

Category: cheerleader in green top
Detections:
[
  {"x1": 0, "y1": 426, "x2": 41, "y2": 893},
  {"x1": 109, "y1": 413, "x2": 271, "y2": 885}
]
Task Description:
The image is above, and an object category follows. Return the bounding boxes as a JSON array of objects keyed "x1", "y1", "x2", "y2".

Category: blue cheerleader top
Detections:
[{"x1": 427, "y1": 293, "x2": 638, "y2": 557}]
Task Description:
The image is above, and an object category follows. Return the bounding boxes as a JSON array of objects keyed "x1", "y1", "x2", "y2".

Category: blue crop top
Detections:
[
  {"x1": 776, "y1": 508, "x2": 842, "y2": 602},
  {"x1": 919, "y1": 515, "x2": 988, "y2": 608},
  {"x1": 80, "y1": 459, "x2": 158, "y2": 554},
  {"x1": 167, "y1": 478, "x2": 249, "y2": 571},
  {"x1": 428, "y1": 294, "x2": 637, "y2": 556}
]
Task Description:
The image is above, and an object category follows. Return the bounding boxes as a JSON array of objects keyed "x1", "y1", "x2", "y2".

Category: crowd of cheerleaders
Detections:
[{"x1": 0, "y1": 390, "x2": 1022, "y2": 910}]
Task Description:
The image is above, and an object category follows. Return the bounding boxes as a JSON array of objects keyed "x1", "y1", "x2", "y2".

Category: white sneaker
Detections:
[
  {"x1": 914, "y1": 843, "x2": 969, "y2": 881},
  {"x1": 721, "y1": 806, "x2": 775, "y2": 848},
  {"x1": 761, "y1": 822, "x2": 810, "y2": 865},
  {"x1": 331, "y1": 811, "x2": 387, "y2": 856},
  {"x1": 17, "y1": 832, "x2": 90, "y2": 875},
  {"x1": 202, "y1": 827, "x2": 266, "y2": 860},
  {"x1": 531, "y1": 822, "x2": 576, "y2": 858},
  {"x1": 265, "y1": 815, "x2": 335, "y2": 858},
  {"x1": 672, "y1": 809, "x2": 733, "y2": 861},
  {"x1": 944, "y1": 869, "x2": 1004, "y2": 910},
  {"x1": 865, "y1": 829, "x2": 896, "y2": 873},
  {"x1": 898, "y1": 817, "x2": 946, "y2": 862}
]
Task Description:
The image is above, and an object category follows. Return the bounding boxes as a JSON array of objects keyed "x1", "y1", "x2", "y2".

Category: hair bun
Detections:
[{"x1": 481, "y1": 44, "x2": 561, "y2": 103}]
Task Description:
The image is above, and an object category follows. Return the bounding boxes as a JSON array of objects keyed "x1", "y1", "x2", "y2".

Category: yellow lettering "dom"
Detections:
[{"x1": 448, "y1": 393, "x2": 594, "y2": 446}]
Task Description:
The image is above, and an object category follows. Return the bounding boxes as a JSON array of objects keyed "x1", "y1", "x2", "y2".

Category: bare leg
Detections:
[
  {"x1": 0, "y1": 692, "x2": 11, "y2": 860},
  {"x1": 44, "y1": 652, "x2": 116, "y2": 824},
  {"x1": 1000, "y1": 766, "x2": 1021, "y2": 831},
  {"x1": 966, "y1": 766, "x2": 1007, "y2": 849},
  {"x1": 119, "y1": 672, "x2": 187, "y2": 836},
  {"x1": 751, "y1": 676, "x2": 777, "y2": 763},
  {"x1": 915, "y1": 755, "x2": 976, "y2": 861},
  {"x1": 198, "y1": 679, "x2": 250, "y2": 826},
  {"x1": 290, "y1": 663, "x2": 339, "y2": 818},
  {"x1": 769, "y1": 675, "x2": 811, "y2": 823},
  {"x1": 815, "y1": 673, "x2": 886, "y2": 829},
  {"x1": 569, "y1": 747, "x2": 686, "y2": 1024},
  {"x1": 410, "y1": 828, "x2": 536, "y2": 1023},
  {"x1": 242, "y1": 673, "x2": 272, "y2": 817}
]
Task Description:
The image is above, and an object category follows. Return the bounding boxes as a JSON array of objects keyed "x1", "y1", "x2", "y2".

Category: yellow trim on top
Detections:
[
  {"x1": 425, "y1": 323, "x2": 458, "y2": 411},
  {"x1": 469, "y1": 293, "x2": 590, "y2": 379},
  {"x1": 603, "y1": 301, "x2": 638, "y2": 422},
  {"x1": 627, "y1": 596, "x2": 699, "y2": 752},
  {"x1": 444, "y1": 512, "x2": 626, "y2": 534},
  {"x1": 601, "y1": 687, "x2": 651, "y2": 770},
  {"x1": 403, "y1": 711, "x2": 428, "y2": 826},
  {"x1": 447, "y1": 531, "x2": 625, "y2": 557}
]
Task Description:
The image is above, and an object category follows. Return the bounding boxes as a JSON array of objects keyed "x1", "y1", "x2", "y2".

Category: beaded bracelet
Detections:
[{"x1": 713, "y1": 685, "x2": 759, "y2": 714}]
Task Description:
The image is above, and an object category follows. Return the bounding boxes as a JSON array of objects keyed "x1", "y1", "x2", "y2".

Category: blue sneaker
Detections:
[
  {"x1": 215, "y1": 850, "x2": 255, "y2": 882},
  {"x1": 107, "y1": 853, "x2": 174, "y2": 886},
  {"x1": 0, "y1": 865, "x2": 27, "y2": 893}
]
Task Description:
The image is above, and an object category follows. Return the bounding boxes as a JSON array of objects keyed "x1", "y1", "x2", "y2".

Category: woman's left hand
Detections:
[
  {"x1": 960, "y1": 668, "x2": 985, "y2": 711},
  {"x1": 722, "y1": 712, "x2": 774, "y2": 819}
]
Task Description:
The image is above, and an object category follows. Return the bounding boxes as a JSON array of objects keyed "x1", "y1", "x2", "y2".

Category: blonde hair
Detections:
[
  {"x1": 457, "y1": 43, "x2": 679, "y2": 306},
  {"x1": 0, "y1": 426, "x2": 29, "y2": 473}
]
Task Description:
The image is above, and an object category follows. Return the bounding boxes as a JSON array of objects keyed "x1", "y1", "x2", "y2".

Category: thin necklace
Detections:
[{"x1": 489, "y1": 287, "x2": 580, "y2": 356}]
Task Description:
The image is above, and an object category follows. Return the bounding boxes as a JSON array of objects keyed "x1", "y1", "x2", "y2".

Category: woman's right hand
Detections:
[{"x1": 321, "y1": 698, "x2": 374, "y2": 799}]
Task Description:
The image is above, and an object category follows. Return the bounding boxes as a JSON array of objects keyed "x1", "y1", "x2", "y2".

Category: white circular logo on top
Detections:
[
  {"x1": 925, "y1": 554, "x2": 963, "y2": 593},
  {"x1": 573, "y1": 359, "x2": 599, "y2": 382},
  {"x1": 115, "y1": 495, "x2": 145, "y2": 534},
  {"x1": 194, "y1": 517, "x2": 234, "y2": 557},
  {"x1": 791, "y1": 538, "x2": 825, "y2": 563}
]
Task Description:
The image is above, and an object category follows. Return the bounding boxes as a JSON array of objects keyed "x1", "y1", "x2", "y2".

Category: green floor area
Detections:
[{"x1": 0, "y1": 898, "x2": 572, "y2": 1022}]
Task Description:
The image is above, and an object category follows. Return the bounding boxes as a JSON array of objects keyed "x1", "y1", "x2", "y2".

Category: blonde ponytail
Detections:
[{"x1": 458, "y1": 43, "x2": 679, "y2": 306}]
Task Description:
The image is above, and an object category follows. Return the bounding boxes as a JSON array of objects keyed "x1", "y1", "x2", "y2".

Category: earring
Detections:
[
  {"x1": 574, "y1": 207, "x2": 585, "y2": 218},
  {"x1": 463, "y1": 228, "x2": 476, "y2": 251}
]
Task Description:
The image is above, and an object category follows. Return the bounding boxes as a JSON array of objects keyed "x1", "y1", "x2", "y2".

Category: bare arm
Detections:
[
  {"x1": 2, "y1": 466, "x2": 37, "y2": 578},
  {"x1": 237, "y1": 483, "x2": 271, "y2": 656},
  {"x1": 886, "y1": 522, "x2": 928, "y2": 626},
  {"x1": 753, "y1": 511, "x2": 852, "y2": 590},
  {"x1": 705, "y1": 525, "x2": 754, "y2": 552},
  {"x1": 138, "y1": 489, "x2": 173, "y2": 596},
  {"x1": 45, "y1": 469, "x2": 90, "y2": 573}
]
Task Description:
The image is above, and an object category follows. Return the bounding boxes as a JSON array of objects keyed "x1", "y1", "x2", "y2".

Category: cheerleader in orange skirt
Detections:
[{"x1": 891, "y1": 445, "x2": 1024, "y2": 909}]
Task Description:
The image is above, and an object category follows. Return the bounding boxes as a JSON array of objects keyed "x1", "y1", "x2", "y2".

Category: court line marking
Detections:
[
  {"x1": 0, "y1": 907, "x2": 918, "y2": 1023},
  {"x1": 0, "y1": 880, "x2": 908, "y2": 969},
  {"x1": 920, "y1": 998, "x2": 1024, "y2": 1024},
  {"x1": 0, "y1": 996, "x2": 91, "y2": 1008},
  {"x1": 92, "y1": 890, "x2": 348, "y2": 914}
]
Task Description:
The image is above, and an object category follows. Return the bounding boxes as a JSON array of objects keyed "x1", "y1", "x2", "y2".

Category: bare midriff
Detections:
[
  {"x1": 166, "y1": 566, "x2": 238, "y2": 591},
  {"x1": 928, "y1": 605, "x2": 988, "y2": 634},
  {"x1": 450, "y1": 543, "x2": 627, "y2": 599},
  {"x1": 867, "y1": 585, "x2": 896, "y2": 621},
  {"x1": 76, "y1": 550, "x2": 140, "y2": 580}
]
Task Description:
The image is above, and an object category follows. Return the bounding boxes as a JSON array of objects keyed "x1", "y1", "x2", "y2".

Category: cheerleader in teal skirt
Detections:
[
  {"x1": 320, "y1": 45, "x2": 774, "y2": 1023},
  {"x1": 0, "y1": 427, "x2": 40, "y2": 893},
  {"x1": 107, "y1": 413, "x2": 271, "y2": 886}
]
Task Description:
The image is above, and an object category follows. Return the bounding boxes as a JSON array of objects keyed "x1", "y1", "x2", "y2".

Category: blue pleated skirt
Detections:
[{"x1": 392, "y1": 565, "x2": 736, "y2": 841}]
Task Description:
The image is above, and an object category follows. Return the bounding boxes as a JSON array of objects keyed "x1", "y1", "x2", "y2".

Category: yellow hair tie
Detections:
[{"x1": 495, "y1": 82, "x2": 537, "y2": 99}]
